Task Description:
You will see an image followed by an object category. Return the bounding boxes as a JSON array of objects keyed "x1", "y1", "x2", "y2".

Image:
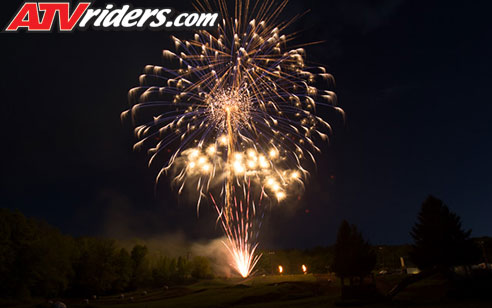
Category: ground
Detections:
[{"x1": 4, "y1": 274, "x2": 492, "y2": 308}]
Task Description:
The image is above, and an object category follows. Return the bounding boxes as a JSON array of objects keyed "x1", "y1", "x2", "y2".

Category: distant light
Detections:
[
  {"x1": 206, "y1": 145, "x2": 216, "y2": 156},
  {"x1": 219, "y1": 135, "x2": 228, "y2": 145},
  {"x1": 202, "y1": 163, "x2": 211, "y2": 172},
  {"x1": 276, "y1": 191, "x2": 286, "y2": 201},
  {"x1": 247, "y1": 149, "x2": 256, "y2": 158},
  {"x1": 302, "y1": 264, "x2": 307, "y2": 274},
  {"x1": 189, "y1": 149, "x2": 200, "y2": 159},
  {"x1": 258, "y1": 155, "x2": 269, "y2": 168},
  {"x1": 233, "y1": 161, "x2": 245, "y2": 174},
  {"x1": 198, "y1": 156, "x2": 207, "y2": 165},
  {"x1": 291, "y1": 171, "x2": 300, "y2": 179},
  {"x1": 278, "y1": 265, "x2": 283, "y2": 274}
]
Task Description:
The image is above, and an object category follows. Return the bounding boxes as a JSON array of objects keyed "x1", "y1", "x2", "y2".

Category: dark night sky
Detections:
[{"x1": 1, "y1": 0, "x2": 491, "y2": 248}]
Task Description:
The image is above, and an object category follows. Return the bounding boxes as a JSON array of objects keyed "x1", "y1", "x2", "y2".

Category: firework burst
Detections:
[{"x1": 122, "y1": 0, "x2": 343, "y2": 277}]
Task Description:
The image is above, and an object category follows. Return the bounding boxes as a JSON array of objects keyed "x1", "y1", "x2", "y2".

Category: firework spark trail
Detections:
[
  {"x1": 210, "y1": 180, "x2": 264, "y2": 278},
  {"x1": 123, "y1": 0, "x2": 343, "y2": 277}
]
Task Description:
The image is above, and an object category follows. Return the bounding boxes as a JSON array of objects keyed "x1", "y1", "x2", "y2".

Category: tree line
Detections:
[
  {"x1": 257, "y1": 195, "x2": 490, "y2": 280},
  {"x1": 329, "y1": 195, "x2": 491, "y2": 300},
  {"x1": 1, "y1": 195, "x2": 490, "y2": 300},
  {"x1": 0, "y1": 209, "x2": 213, "y2": 299}
]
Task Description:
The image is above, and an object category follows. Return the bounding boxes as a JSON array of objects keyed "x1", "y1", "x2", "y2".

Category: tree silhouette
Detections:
[
  {"x1": 0, "y1": 209, "x2": 75, "y2": 298},
  {"x1": 191, "y1": 256, "x2": 214, "y2": 279},
  {"x1": 113, "y1": 248, "x2": 133, "y2": 292},
  {"x1": 410, "y1": 195, "x2": 480, "y2": 272},
  {"x1": 130, "y1": 245, "x2": 151, "y2": 288},
  {"x1": 332, "y1": 220, "x2": 376, "y2": 286},
  {"x1": 0, "y1": 208, "x2": 218, "y2": 299},
  {"x1": 388, "y1": 195, "x2": 482, "y2": 298},
  {"x1": 72, "y1": 238, "x2": 120, "y2": 295}
]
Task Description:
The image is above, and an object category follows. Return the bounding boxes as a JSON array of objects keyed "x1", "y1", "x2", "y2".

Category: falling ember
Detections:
[{"x1": 122, "y1": 0, "x2": 342, "y2": 278}]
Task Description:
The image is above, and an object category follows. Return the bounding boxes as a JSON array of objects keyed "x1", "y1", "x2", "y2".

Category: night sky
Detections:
[{"x1": 1, "y1": 0, "x2": 491, "y2": 249}]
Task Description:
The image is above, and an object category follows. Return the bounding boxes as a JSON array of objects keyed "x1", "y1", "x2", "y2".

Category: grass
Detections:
[
  {"x1": 10, "y1": 274, "x2": 492, "y2": 308},
  {"x1": 87, "y1": 278, "x2": 335, "y2": 308},
  {"x1": 58, "y1": 275, "x2": 337, "y2": 308}
]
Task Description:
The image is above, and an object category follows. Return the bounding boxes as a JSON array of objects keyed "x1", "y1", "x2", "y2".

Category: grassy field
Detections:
[
  {"x1": 6, "y1": 274, "x2": 492, "y2": 308},
  {"x1": 63, "y1": 274, "x2": 339, "y2": 308}
]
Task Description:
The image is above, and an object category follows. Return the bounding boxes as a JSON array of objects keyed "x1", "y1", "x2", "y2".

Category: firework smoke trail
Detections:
[{"x1": 122, "y1": 0, "x2": 343, "y2": 277}]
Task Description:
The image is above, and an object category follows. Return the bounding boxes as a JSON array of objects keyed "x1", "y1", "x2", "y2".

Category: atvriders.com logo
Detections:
[{"x1": 4, "y1": 2, "x2": 219, "y2": 32}]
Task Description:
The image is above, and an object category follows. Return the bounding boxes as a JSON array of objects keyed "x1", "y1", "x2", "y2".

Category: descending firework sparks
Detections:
[{"x1": 122, "y1": 0, "x2": 343, "y2": 277}]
